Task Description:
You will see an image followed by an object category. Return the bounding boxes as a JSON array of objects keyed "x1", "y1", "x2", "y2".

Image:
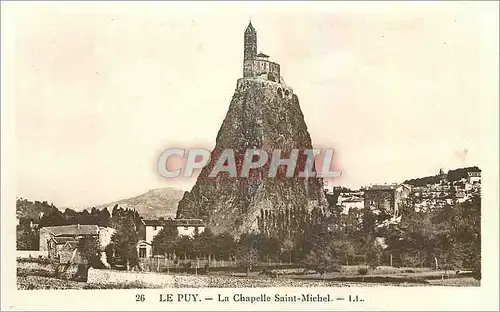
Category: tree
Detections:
[
  {"x1": 152, "y1": 226, "x2": 179, "y2": 256},
  {"x1": 16, "y1": 225, "x2": 38, "y2": 250},
  {"x1": 109, "y1": 207, "x2": 139, "y2": 270},
  {"x1": 256, "y1": 234, "x2": 281, "y2": 262},
  {"x1": 364, "y1": 238, "x2": 384, "y2": 269},
  {"x1": 302, "y1": 240, "x2": 343, "y2": 276},
  {"x1": 281, "y1": 238, "x2": 294, "y2": 264},
  {"x1": 78, "y1": 236, "x2": 104, "y2": 268},
  {"x1": 236, "y1": 234, "x2": 260, "y2": 277},
  {"x1": 175, "y1": 235, "x2": 193, "y2": 260},
  {"x1": 198, "y1": 228, "x2": 216, "y2": 258},
  {"x1": 98, "y1": 208, "x2": 111, "y2": 227},
  {"x1": 332, "y1": 239, "x2": 355, "y2": 266},
  {"x1": 296, "y1": 223, "x2": 329, "y2": 260},
  {"x1": 40, "y1": 209, "x2": 66, "y2": 227},
  {"x1": 454, "y1": 195, "x2": 480, "y2": 276},
  {"x1": 433, "y1": 230, "x2": 462, "y2": 275},
  {"x1": 213, "y1": 232, "x2": 236, "y2": 260}
]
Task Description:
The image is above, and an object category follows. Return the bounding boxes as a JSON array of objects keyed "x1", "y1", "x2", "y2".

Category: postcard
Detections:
[{"x1": 1, "y1": 1, "x2": 498, "y2": 311}]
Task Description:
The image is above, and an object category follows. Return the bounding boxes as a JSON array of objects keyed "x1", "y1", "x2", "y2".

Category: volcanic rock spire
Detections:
[{"x1": 176, "y1": 22, "x2": 329, "y2": 237}]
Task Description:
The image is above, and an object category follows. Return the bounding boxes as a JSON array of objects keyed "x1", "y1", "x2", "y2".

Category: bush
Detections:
[
  {"x1": 17, "y1": 257, "x2": 54, "y2": 265},
  {"x1": 358, "y1": 267, "x2": 368, "y2": 276},
  {"x1": 84, "y1": 280, "x2": 160, "y2": 289},
  {"x1": 17, "y1": 267, "x2": 54, "y2": 278}
]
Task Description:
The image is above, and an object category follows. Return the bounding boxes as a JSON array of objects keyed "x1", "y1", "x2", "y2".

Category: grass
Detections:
[
  {"x1": 426, "y1": 277, "x2": 480, "y2": 287},
  {"x1": 18, "y1": 276, "x2": 87, "y2": 290},
  {"x1": 17, "y1": 259, "x2": 480, "y2": 289},
  {"x1": 18, "y1": 275, "x2": 162, "y2": 290}
]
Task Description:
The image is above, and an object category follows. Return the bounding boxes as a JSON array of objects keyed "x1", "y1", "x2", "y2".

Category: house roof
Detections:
[
  {"x1": 43, "y1": 224, "x2": 99, "y2": 236},
  {"x1": 168, "y1": 219, "x2": 205, "y2": 227},
  {"x1": 142, "y1": 218, "x2": 206, "y2": 227},
  {"x1": 61, "y1": 241, "x2": 79, "y2": 250},
  {"x1": 142, "y1": 219, "x2": 166, "y2": 226},
  {"x1": 364, "y1": 184, "x2": 410, "y2": 192},
  {"x1": 245, "y1": 21, "x2": 255, "y2": 33},
  {"x1": 342, "y1": 196, "x2": 363, "y2": 203},
  {"x1": 51, "y1": 237, "x2": 78, "y2": 245},
  {"x1": 257, "y1": 52, "x2": 269, "y2": 58},
  {"x1": 365, "y1": 184, "x2": 398, "y2": 191}
]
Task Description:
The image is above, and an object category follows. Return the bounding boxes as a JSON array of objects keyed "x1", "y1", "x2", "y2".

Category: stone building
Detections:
[
  {"x1": 242, "y1": 21, "x2": 281, "y2": 82},
  {"x1": 236, "y1": 22, "x2": 293, "y2": 103},
  {"x1": 363, "y1": 184, "x2": 411, "y2": 217},
  {"x1": 467, "y1": 171, "x2": 481, "y2": 184},
  {"x1": 39, "y1": 224, "x2": 99, "y2": 262}
]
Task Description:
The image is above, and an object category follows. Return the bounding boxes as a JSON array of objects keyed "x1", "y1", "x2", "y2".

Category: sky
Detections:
[{"x1": 3, "y1": 2, "x2": 498, "y2": 208}]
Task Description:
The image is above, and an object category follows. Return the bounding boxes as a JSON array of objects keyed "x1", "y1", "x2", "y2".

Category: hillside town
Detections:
[
  {"x1": 17, "y1": 166, "x2": 481, "y2": 285},
  {"x1": 328, "y1": 168, "x2": 481, "y2": 216}
]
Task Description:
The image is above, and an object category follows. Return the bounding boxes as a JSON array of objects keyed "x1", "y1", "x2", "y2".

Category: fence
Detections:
[{"x1": 138, "y1": 257, "x2": 289, "y2": 273}]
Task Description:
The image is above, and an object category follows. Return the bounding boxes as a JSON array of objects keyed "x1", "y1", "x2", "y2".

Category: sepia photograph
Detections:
[{"x1": 1, "y1": 1, "x2": 498, "y2": 311}]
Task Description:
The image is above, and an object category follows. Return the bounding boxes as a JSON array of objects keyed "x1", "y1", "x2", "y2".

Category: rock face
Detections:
[{"x1": 176, "y1": 78, "x2": 328, "y2": 236}]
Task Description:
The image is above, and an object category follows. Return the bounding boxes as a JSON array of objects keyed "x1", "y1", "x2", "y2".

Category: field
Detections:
[{"x1": 17, "y1": 259, "x2": 480, "y2": 289}]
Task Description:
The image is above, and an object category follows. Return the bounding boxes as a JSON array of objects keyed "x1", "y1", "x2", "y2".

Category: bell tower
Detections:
[
  {"x1": 244, "y1": 21, "x2": 257, "y2": 61},
  {"x1": 243, "y1": 21, "x2": 257, "y2": 77}
]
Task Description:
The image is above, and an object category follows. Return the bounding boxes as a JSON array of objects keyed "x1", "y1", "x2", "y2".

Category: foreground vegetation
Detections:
[{"x1": 17, "y1": 258, "x2": 479, "y2": 290}]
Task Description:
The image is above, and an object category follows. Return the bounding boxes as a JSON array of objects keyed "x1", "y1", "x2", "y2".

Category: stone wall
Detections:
[
  {"x1": 87, "y1": 268, "x2": 175, "y2": 286},
  {"x1": 236, "y1": 78, "x2": 293, "y2": 99},
  {"x1": 86, "y1": 269, "x2": 217, "y2": 287},
  {"x1": 243, "y1": 59, "x2": 280, "y2": 81}
]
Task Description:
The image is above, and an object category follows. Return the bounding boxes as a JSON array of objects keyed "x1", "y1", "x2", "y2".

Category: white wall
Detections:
[
  {"x1": 177, "y1": 226, "x2": 205, "y2": 237},
  {"x1": 145, "y1": 226, "x2": 163, "y2": 243},
  {"x1": 145, "y1": 225, "x2": 206, "y2": 243},
  {"x1": 98, "y1": 227, "x2": 115, "y2": 251}
]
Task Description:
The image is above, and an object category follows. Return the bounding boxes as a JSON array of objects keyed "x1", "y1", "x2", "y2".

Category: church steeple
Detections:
[{"x1": 244, "y1": 21, "x2": 257, "y2": 61}]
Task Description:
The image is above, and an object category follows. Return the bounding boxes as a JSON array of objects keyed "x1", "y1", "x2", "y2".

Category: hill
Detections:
[
  {"x1": 403, "y1": 166, "x2": 481, "y2": 187},
  {"x1": 17, "y1": 187, "x2": 186, "y2": 222},
  {"x1": 96, "y1": 187, "x2": 185, "y2": 219}
]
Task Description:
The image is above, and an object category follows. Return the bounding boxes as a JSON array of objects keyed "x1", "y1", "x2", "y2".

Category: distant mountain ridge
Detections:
[
  {"x1": 17, "y1": 187, "x2": 186, "y2": 221},
  {"x1": 96, "y1": 187, "x2": 185, "y2": 218}
]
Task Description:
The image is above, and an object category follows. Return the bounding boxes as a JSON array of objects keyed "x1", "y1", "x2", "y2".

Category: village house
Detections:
[
  {"x1": 339, "y1": 195, "x2": 364, "y2": 214},
  {"x1": 467, "y1": 171, "x2": 481, "y2": 184},
  {"x1": 136, "y1": 217, "x2": 206, "y2": 258},
  {"x1": 363, "y1": 184, "x2": 411, "y2": 216},
  {"x1": 39, "y1": 224, "x2": 99, "y2": 263}
]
